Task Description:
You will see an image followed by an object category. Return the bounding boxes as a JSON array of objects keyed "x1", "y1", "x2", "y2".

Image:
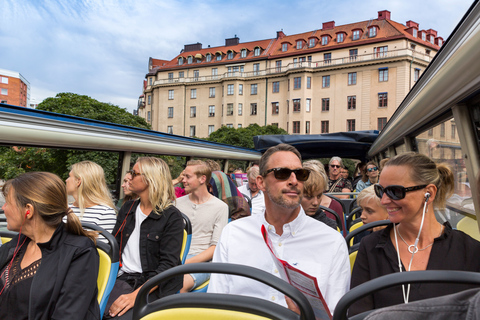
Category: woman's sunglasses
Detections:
[
  {"x1": 374, "y1": 184, "x2": 427, "y2": 200},
  {"x1": 367, "y1": 167, "x2": 378, "y2": 172},
  {"x1": 263, "y1": 167, "x2": 310, "y2": 181},
  {"x1": 128, "y1": 169, "x2": 144, "y2": 178}
]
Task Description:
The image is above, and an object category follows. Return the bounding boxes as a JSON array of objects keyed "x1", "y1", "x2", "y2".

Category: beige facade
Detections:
[{"x1": 139, "y1": 11, "x2": 441, "y2": 138}]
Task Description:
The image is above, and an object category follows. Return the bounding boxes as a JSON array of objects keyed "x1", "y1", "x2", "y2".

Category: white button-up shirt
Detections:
[
  {"x1": 208, "y1": 208, "x2": 350, "y2": 312},
  {"x1": 238, "y1": 184, "x2": 266, "y2": 216}
]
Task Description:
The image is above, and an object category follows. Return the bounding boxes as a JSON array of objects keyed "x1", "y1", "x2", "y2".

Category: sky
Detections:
[{"x1": 0, "y1": 0, "x2": 475, "y2": 112}]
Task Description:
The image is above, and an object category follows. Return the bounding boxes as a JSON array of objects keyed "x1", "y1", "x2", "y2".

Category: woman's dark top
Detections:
[
  {"x1": 310, "y1": 210, "x2": 338, "y2": 230},
  {"x1": 0, "y1": 244, "x2": 41, "y2": 320},
  {"x1": 0, "y1": 224, "x2": 100, "y2": 320},
  {"x1": 350, "y1": 222, "x2": 480, "y2": 315},
  {"x1": 112, "y1": 199, "x2": 184, "y2": 299}
]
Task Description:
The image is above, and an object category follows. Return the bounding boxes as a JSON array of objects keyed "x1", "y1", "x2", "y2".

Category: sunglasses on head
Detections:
[
  {"x1": 374, "y1": 184, "x2": 427, "y2": 200},
  {"x1": 330, "y1": 164, "x2": 341, "y2": 168},
  {"x1": 128, "y1": 169, "x2": 144, "y2": 178},
  {"x1": 263, "y1": 167, "x2": 310, "y2": 181},
  {"x1": 367, "y1": 167, "x2": 378, "y2": 172}
]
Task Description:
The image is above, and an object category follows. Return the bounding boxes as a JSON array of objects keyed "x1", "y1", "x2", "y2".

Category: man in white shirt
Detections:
[
  {"x1": 208, "y1": 144, "x2": 350, "y2": 313},
  {"x1": 238, "y1": 166, "x2": 265, "y2": 215},
  {"x1": 175, "y1": 160, "x2": 229, "y2": 293}
]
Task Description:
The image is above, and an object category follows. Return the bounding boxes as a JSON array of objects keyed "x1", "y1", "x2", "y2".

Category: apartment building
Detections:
[
  {"x1": 139, "y1": 10, "x2": 442, "y2": 138},
  {"x1": 0, "y1": 68, "x2": 30, "y2": 108}
]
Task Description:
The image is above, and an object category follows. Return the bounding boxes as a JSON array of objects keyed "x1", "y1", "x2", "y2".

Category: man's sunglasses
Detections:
[
  {"x1": 128, "y1": 169, "x2": 144, "y2": 178},
  {"x1": 374, "y1": 184, "x2": 427, "y2": 200},
  {"x1": 367, "y1": 167, "x2": 378, "y2": 172},
  {"x1": 330, "y1": 165, "x2": 341, "y2": 168},
  {"x1": 263, "y1": 167, "x2": 310, "y2": 181}
]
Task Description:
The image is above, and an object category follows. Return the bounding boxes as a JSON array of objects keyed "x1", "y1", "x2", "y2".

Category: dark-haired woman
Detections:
[
  {"x1": 350, "y1": 152, "x2": 480, "y2": 315},
  {"x1": 0, "y1": 172, "x2": 99, "y2": 320},
  {"x1": 355, "y1": 161, "x2": 379, "y2": 193}
]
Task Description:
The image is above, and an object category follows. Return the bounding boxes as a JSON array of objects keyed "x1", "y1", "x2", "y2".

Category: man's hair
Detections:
[
  {"x1": 205, "y1": 159, "x2": 221, "y2": 172},
  {"x1": 303, "y1": 162, "x2": 327, "y2": 197},
  {"x1": 259, "y1": 144, "x2": 302, "y2": 175},
  {"x1": 329, "y1": 156, "x2": 344, "y2": 167},
  {"x1": 186, "y1": 159, "x2": 212, "y2": 183},
  {"x1": 247, "y1": 166, "x2": 260, "y2": 179}
]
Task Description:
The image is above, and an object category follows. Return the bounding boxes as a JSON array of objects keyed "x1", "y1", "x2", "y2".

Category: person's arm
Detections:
[
  {"x1": 185, "y1": 245, "x2": 216, "y2": 263},
  {"x1": 51, "y1": 245, "x2": 99, "y2": 319},
  {"x1": 172, "y1": 171, "x2": 185, "y2": 186}
]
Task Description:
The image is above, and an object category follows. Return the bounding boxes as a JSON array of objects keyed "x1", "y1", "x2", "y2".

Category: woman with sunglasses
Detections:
[
  {"x1": 355, "y1": 161, "x2": 379, "y2": 193},
  {"x1": 350, "y1": 152, "x2": 480, "y2": 315}
]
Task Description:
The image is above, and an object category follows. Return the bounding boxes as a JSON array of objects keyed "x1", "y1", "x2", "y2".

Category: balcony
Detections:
[{"x1": 152, "y1": 49, "x2": 433, "y2": 86}]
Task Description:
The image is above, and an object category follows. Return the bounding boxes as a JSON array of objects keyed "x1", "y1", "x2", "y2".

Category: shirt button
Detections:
[
  {"x1": 278, "y1": 243, "x2": 282, "y2": 247},
  {"x1": 268, "y1": 226, "x2": 273, "y2": 231},
  {"x1": 156, "y1": 235, "x2": 159, "y2": 239},
  {"x1": 292, "y1": 231, "x2": 296, "y2": 235},
  {"x1": 274, "y1": 269, "x2": 278, "y2": 274},
  {"x1": 271, "y1": 296, "x2": 276, "y2": 301}
]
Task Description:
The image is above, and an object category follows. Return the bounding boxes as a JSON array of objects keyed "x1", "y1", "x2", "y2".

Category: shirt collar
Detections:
[{"x1": 261, "y1": 206, "x2": 306, "y2": 237}]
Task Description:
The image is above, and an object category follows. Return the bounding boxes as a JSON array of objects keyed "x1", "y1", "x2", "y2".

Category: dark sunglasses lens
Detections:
[
  {"x1": 386, "y1": 186, "x2": 404, "y2": 200},
  {"x1": 374, "y1": 185, "x2": 383, "y2": 198},
  {"x1": 296, "y1": 169, "x2": 310, "y2": 181},
  {"x1": 273, "y1": 168, "x2": 292, "y2": 180}
]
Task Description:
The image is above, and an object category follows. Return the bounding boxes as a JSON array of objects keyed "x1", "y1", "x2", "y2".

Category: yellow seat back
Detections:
[
  {"x1": 349, "y1": 250, "x2": 358, "y2": 273},
  {"x1": 457, "y1": 216, "x2": 480, "y2": 242},
  {"x1": 97, "y1": 248, "x2": 112, "y2": 304},
  {"x1": 141, "y1": 308, "x2": 271, "y2": 320},
  {"x1": 1, "y1": 237, "x2": 12, "y2": 245},
  {"x1": 180, "y1": 229, "x2": 187, "y2": 263},
  {"x1": 348, "y1": 221, "x2": 364, "y2": 247}
]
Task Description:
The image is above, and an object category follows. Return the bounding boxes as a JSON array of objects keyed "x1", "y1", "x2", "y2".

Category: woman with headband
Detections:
[
  {"x1": 350, "y1": 152, "x2": 480, "y2": 315},
  {"x1": 0, "y1": 172, "x2": 99, "y2": 319}
]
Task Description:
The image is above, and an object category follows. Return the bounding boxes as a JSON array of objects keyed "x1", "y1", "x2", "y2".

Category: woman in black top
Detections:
[
  {"x1": 0, "y1": 172, "x2": 99, "y2": 320},
  {"x1": 350, "y1": 152, "x2": 480, "y2": 315}
]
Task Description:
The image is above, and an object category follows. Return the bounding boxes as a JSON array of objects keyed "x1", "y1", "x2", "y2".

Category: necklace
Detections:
[{"x1": 396, "y1": 224, "x2": 443, "y2": 254}]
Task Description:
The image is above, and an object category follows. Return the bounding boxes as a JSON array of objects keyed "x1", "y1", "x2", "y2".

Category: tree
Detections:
[{"x1": 0, "y1": 93, "x2": 151, "y2": 184}]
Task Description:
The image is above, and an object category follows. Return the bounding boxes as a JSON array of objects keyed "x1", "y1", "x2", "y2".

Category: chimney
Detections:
[
  {"x1": 426, "y1": 29, "x2": 437, "y2": 37},
  {"x1": 406, "y1": 20, "x2": 419, "y2": 28},
  {"x1": 322, "y1": 21, "x2": 335, "y2": 30},
  {"x1": 276, "y1": 30, "x2": 286, "y2": 39},
  {"x1": 378, "y1": 10, "x2": 391, "y2": 20},
  {"x1": 184, "y1": 42, "x2": 202, "y2": 52},
  {"x1": 225, "y1": 36, "x2": 240, "y2": 46}
]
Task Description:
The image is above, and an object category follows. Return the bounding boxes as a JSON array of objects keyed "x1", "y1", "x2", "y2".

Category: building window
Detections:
[
  {"x1": 250, "y1": 103, "x2": 257, "y2": 115},
  {"x1": 209, "y1": 87, "x2": 215, "y2": 98},
  {"x1": 254, "y1": 47, "x2": 260, "y2": 56},
  {"x1": 282, "y1": 43, "x2": 288, "y2": 52},
  {"x1": 272, "y1": 102, "x2": 279, "y2": 114},
  {"x1": 440, "y1": 123, "x2": 445, "y2": 137},
  {"x1": 238, "y1": 124, "x2": 242, "y2": 128},
  {"x1": 428, "y1": 128, "x2": 433, "y2": 136},
  {"x1": 296, "y1": 40, "x2": 302, "y2": 49},
  {"x1": 378, "y1": 117, "x2": 387, "y2": 131},
  {"x1": 191, "y1": 89, "x2": 197, "y2": 99},
  {"x1": 226, "y1": 124, "x2": 233, "y2": 128},
  {"x1": 293, "y1": 99, "x2": 301, "y2": 112},
  {"x1": 347, "y1": 119, "x2": 356, "y2": 131},
  {"x1": 305, "y1": 121, "x2": 310, "y2": 134},
  {"x1": 272, "y1": 123, "x2": 279, "y2": 128},
  {"x1": 321, "y1": 121, "x2": 329, "y2": 133},
  {"x1": 168, "y1": 90, "x2": 174, "y2": 100},
  {"x1": 348, "y1": 72, "x2": 357, "y2": 85},
  {"x1": 251, "y1": 84, "x2": 258, "y2": 95},
  {"x1": 353, "y1": 30, "x2": 360, "y2": 40},
  {"x1": 241, "y1": 49, "x2": 247, "y2": 58},
  {"x1": 426, "y1": 49, "x2": 431, "y2": 56},
  {"x1": 379, "y1": 68, "x2": 388, "y2": 82},
  {"x1": 167, "y1": 126, "x2": 173, "y2": 134},
  {"x1": 306, "y1": 98, "x2": 311, "y2": 112},
  {"x1": 227, "y1": 103, "x2": 234, "y2": 116},
  {"x1": 324, "y1": 53, "x2": 331, "y2": 64},
  {"x1": 293, "y1": 58, "x2": 298, "y2": 67},
  {"x1": 294, "y1": 77, "x2": 301, "y2": 89},
  {"x1": 375, "y1": 46, "x2": 388, "y2": 58},
  {"x1": 412, "y1": 29, "x2": 418, "y2": 38},
  {"x1": 147, "y1": 95, "x2": 151, "y2": 105},
  {"x1": 348, "y1": 96, "x2": 356, "y2": 110},
  {"x1": 238, "y1": 103, "x2": 243, "y2": 115},
  {"x1": 307, "y1": 77, "x2": 311, "y2": 89},
  {"x1": 414, "y1": 68, "x2": 421, "y2": 82},
  {"x1": 1, "y1": 88, "x2": 8, "y2": 95},
  {"x1": 206, "y1": 54, "x2": 212, "y2": 62},
  {"x1": 322, "y1": 98, "x2": 330, "y2": 111},
  {"x1": 212, "y1": 68, "x2": 218, "y2": 76},
  {"x1": 438, "y1": 39, "x2": 443, "y2": 46},
  {"x1": 293, "y1": 121, "x2": 300, "y2": 133},
  {"x1": 369, "y1": 27, "x2": 377, "y2": 37},
  {"x1": 188, "y1": 56, "x2": 193, "y2": 64},
  {"x1": 227, "y1": 84, "x2": 234, "y2": 95},
  {"x1": 178, "y1": 57, "x2": 184, "y2": 65},
  {"x1": 275, "y1": 60, "x2": 282, "y2": 72},
  {"x1": 349, "y1": 49, "x2": 358, "y2": 61},
  {"x1": 209, "y1": 105, "x2": 215, "y2": 117},
  {"x1": 227, "y1": 51, "x2": 234, "y2": 59},
  {"x1": 322, "y1": 36, "x2": 328, "y2": 45},
  {"x1": 216, "y1": 53, "x2": 222, "y2": 61},
  {"x1": 337, "y1": 33, "x2": 344, "y2": 43},
  {"x1": 168, "y1": 72, "x2": 173, "y2": 80},
  {"x1": 149, "y1": 77, "x2": 152, "y2": 85},
  {"x1": 179, "y1": 71, "x2": 184, "y2": 78},
  {"x1": 168, "y1": 107, "x2": 174, "y2": 118},
  {"x1": 239, "y1": 84, "x2": 243, "y2": 95},
  {"x1": 190, "y1": 126, "x2": 196, "y2": 137},
  {"x1": 286, "y1": 100, "x2": 289, "y2": 114},
  {"x1": 190, "y1": 106, "x2": 196, "y2": 117},
  {"x1": 421, "y1": 32, "x2": 426, "y2": 41},
  {"x1": 253, "y1": 63, "x2": 260, "y2": 75},
  {"x1": 208, "y1": 125, "x2": 215, "y2": 136},
  {"x1": 322, "y1": 75, "x2": 330, "y2": 88},
  {"x1": 147, "y1": 111, "x2": 151, "y2": 122},
  {"x1": 378, "y1": 93, "x2": 388, "y2": 107},
  {"x1": 309, "y1": 38, "x2": 315, "y2": 47},
  {"x1": 272, "y1": 81, "x2": 280, "y2": 93},
  {"x1": 452, "y1": 123, "x2": 456, "y2": 139},
  {"x1": 193, "y1": 70, "x2": 199, "y2": 81}
]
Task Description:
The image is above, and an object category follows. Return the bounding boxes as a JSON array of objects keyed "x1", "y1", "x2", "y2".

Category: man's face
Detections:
[
  {"x1": 258, "y1": 151, "x2": 303, "y2": 210},
  {"x1": 248, "y1": 176, "x2": 258, "y2": 193},
  {"x1": 340, "y1": 169, "x2": 349, "y2": 179},
  {"x1": 329, "y1": 160, "x2": 341, "y2": 177},
  {"x1": 182, "y1": 165, "x2": 204, "y2": 194}
]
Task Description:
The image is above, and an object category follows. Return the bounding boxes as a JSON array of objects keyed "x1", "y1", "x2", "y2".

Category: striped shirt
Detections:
[{"x1": 70, "y1": 205, "x2": 117, "y2": 241}]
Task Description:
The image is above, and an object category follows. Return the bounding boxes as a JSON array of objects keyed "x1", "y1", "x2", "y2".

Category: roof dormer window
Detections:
[
  {"x1": 421, "y1": 32, "x2": 426, "y2": 41},
  {"x1": 368, "y1": 26, "x2": 377, "y2": 37},
  {"x1": 178, "y1": 57, "x2": 184, "y2": 65},
  {"x1": 296, "y1": 40, "x2": 303, "y2": 49},
  {"x1": 254, "y1": 47, "x2": 261, "y2": 56},
  {"x1": 241, "y1": 49, "x2": 247, "y2": 58},
  {"x1": 308, "y1": 38, "x2": 315, "y2": 48},
  {"x1": 322, "y1": 36, "x2": 329, "y2": 45},
  {"x1": 227, "y1": 51, "x2": 234, "y2": 60},
  {"x1": 187, "y1": 56, "x2": 193, "y2": 64},
  {"x1": 438, "y1": 38, "x2": 443, "y2": 46},
  {"x1": 216, "y1": 52, "x2": 222, "y2": 61},
  {"x1": 337, "y1": 33, "x2": 344, "y2": 43},
  {"x1": 353, "y1": 30, "x2": 360, "y2": 40},
  {"x1": 412, "y1": 29, "x2": 417, "y2": 37},
  {"x1": 282, "y1": 43, "x2": 288, "y2": 52},
  {"x1": 429, "y1": 35, "x2": 434, "y2": 44},
  {"x1": 206, "y1": 53, "x2": 212, "y2": 62}
]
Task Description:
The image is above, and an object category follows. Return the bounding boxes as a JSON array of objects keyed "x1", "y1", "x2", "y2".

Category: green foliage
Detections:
[
  {"x1": 206, "y1": 124, "x2": 287, "y2": 149},
  {"x1": 0, "y1": 93, "x2": 150, "y2": 183}
]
